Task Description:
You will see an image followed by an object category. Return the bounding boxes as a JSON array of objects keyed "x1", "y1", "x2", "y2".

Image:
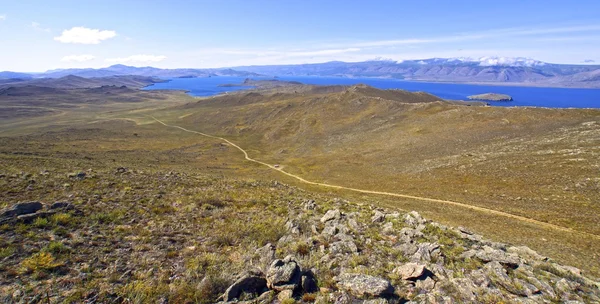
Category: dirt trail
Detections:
[{"x1": 151, "y1": 116, "x2": 600, "y2": 240}]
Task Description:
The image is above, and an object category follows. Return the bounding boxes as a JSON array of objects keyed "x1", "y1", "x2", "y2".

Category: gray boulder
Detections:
[
  {"x1": 371, "y1": 210, "x2": 385, "y2": 223},
  {"x1": 476, "y1": 246, "x2": 520, "y2": 267},
  {"x1": 393, "y1": 263, "x2": 427, "y2": 280},
  {"x1": 335, "y1": 273, "x2": 394, "y2": 298},
  {"x1": 411, "y1": 242, "x2": 440, "y2": 263},
  {"x1": 1, "y1": 201, "x2": 43, "y2": 217},
  {"x1": 255, "y1": 243, "x2": 276, "y2": 270},
  {"x1": 322, "y1": 225, "x2": 338, "y2": 237},
  {"x1": 303, "y1": 199, "x2": 317, "y2": 210},
  {"x1": 321, "y1": 209, "x2": 342, "y2": 223},
  {"x1": 403, "y1": 211, "x2": 424, "y2": 227},
  {"x1": 222, "y1": 272, "x2": 268, "y2": 301},
  {"x1": 266, "y1": 256, "x2": 301, "y2": 291}
]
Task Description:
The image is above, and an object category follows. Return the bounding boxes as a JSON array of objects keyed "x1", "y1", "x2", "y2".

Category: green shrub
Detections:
[
  {"x1": 20, "y1": 252, "x2": 63, "y2": 274},
  {"x1": 51, "y1": 213, "x2": 73, "y2": 226},
  {"x1": 0, "y1": 246, "x2": 15, "y2": 258},
  {"x1": 33, "y1": 217, "x2": 50, "y2": 228},
  {"x1": 44, "y1": 241, "x2": 70, "y2": 254}
]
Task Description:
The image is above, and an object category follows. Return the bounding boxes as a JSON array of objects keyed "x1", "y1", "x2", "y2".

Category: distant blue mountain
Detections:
[
  {"x1": 233, "y1": 57, "x2": 600, "y2": 88},
  {"x1": 0, "y1": 71, "x2": 33, "y2": 79},
  {"x1": 38, "y1": 65, "x2": 261, "y2": 78},
  {"x1": 2, "y1": 58, "x2": 600, "y2": 88}
]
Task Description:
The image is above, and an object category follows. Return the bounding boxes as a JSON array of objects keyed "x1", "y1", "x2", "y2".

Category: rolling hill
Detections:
[
  {"x1": 0, "y1": 75, "x2": 161, "y2": 89},
  {"x1": 1, "y1": 81, "x2": 599, "y2": 302}
]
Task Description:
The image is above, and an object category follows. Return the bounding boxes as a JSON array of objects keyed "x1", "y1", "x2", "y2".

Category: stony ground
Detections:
[{"x1": 1, "y1": 167, "x2": 599, "y2": 303}]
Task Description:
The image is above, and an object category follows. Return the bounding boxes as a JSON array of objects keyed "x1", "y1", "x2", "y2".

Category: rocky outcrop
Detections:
[
  {"x1": 1, "y1": 201, "x2": 42, "y2": 217},
  {"x1": 222, "y1": 271, "x2": 268, "y2": 302},
  {"x1": 266, "y1": 256, "x2": 302, "y2": 291},
  {"x1": 0, "y1": 201, "x2": 79, "y2": 224},
  {"x1": 218, "y1": 202, "x2": 600, "y2": 303},
  {"x1": 335, "y1": 273, "x2": 394, "y2": 297}
]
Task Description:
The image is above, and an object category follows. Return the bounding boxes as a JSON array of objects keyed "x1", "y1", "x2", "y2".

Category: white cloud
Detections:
[
  {"x1": 61, "y1": 54, "x2": 96, "y2": 62},
  {"x1": 31, "y1": 22, "x2": 51, "y2": 32},
  {"x1": 105, "y1": 54, "x2": 167, "y2": 63},
  {"x1": 0, "y1": 14, "x2": 6, "y2": 21},
  {"x1": 54, "y1": 27, "x2": 116, "y2": 44}
]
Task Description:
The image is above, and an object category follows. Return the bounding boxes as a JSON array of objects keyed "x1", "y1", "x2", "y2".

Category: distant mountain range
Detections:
[
  {"x1": 1, "y1": 57, "x2": 599, "y2": 88},
  {"x1": 0, "y1": 64, "x2": 260, "y2": 79},
  {"x1": 233, "y1": 57, "x2": 600, "y2": 88}
]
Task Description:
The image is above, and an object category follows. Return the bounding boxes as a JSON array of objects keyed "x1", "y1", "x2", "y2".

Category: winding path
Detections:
[{"x1": 151, "y1": 116, "x2": 600, "y2": 240}]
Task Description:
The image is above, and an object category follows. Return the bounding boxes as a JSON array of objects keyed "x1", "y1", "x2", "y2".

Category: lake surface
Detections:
[{"x1": 144, "y1": 76, "x2": 600, "y2": 108}]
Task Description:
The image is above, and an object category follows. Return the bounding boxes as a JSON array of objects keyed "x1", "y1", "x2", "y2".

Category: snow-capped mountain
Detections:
[{"x1": 407, "y1": 57, "x2": 546, "y2": 67}]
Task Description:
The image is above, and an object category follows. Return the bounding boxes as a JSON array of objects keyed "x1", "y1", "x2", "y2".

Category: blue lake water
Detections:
[{"x1": 144, "y1": 76, "x2": 600, "y2": 109}]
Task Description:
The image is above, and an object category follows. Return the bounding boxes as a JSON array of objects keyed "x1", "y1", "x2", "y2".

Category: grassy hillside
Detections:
[
  {"x1": 0, "y1": 75, "x2": 161, "y2": 90},
  {"x1": 145, "y1": 85, "x2": 600, "y2": 273},
  {"x1": 0, "y1": 83, "x2": 599, "y2": 302}
]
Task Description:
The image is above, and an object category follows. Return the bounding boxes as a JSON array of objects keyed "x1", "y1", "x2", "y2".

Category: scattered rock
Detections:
[
  {"x1": 415, "y1": 276, "x2": 436, "y2": 291},
  {"x1": 393, "y1": 263, "x2": 427, "y2": 280},
  {"x1": 68, "y1": 172, "x2": 86, "y2": 179},
  {"x1": 335, "y1": 273, "x2": 394, "y2": 298},
  {"x1": 322, "y1": 225, "x2": 338, "y2": 237},
  {"x1": 277, "y1": 289, "x2": 294, "y2": 301},
  {"x1": 507, "y1": 246, "x2": 548, "y2": 262},
  {"x1": 321, "y1": 209, "x2": 342, "y2": 223},
  {"x1": 303, "y1": 199, "x2": 317, "y2": 210},
  {"x1": 266, "y1": 256, "x2": 301, "y2": 291},
  {"x1": 403, "y1": 211, "x2": 424, "y2": 227},
  {"x1": 382, "y1": 222, "x2": 394, "y2": 235},
  {"x1": 411, "y1": 242, "x2": 440, "y2": 263},
  {"x1": 475, "y1": 246, "x2": 520, "y2": 267},
  {"x1": 371, "y1": 210, "x2": 385, "y2": 223},
  {"x1": 1, "y1": 201, "x2": 43, "y2": 217},
  {"x1": 222, "y1": 272, "x2": 268, "y2": 302},
  {"x1": 50, "y1": 201, "x2": 74, "y2": 210}
]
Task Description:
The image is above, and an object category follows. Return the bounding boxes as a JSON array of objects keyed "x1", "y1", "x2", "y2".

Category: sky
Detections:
[{"x1": 1, "y1": 0, "x2": 600, "y2": 72}]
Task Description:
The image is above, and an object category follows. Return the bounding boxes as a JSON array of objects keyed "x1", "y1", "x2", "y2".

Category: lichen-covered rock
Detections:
[
  {"x1": 321, "y1": 209, "x2": 342, "y2": 223},
  {"x1": 266, "y1": 256, "x2": 301, "y2": 291},
  {"x1": 403, "y1": 211, "x2": 425, "y2": 227},
  {"x1": 393, "y1": 263, "x2": 427, "y2": 280},
  {"x1": 411, "y1": 242, "x2": 441, "y2": 262},
  {"x1": 255, "y1": 243, "x2": 276, "y2": 270},
  {"x1": 335, "y1": 273, "x2": 394, "y2": 298},
  {"x1": 277, "y1": 289, "x2": 294, "y2": 301},
  {"x1": 476, "y1": 246, "x2": 520, "y2": 267},
  {"x1": 371, "y1": 210, "x2": 385, "y2": 223},
  {"x1": 303, "y1": 199, "x2": 317, "y2": 210}
]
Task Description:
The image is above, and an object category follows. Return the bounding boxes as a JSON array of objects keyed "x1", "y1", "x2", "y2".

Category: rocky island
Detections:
[{"x1": 467, "y1": 93, "x2": 513, "y2": 101}]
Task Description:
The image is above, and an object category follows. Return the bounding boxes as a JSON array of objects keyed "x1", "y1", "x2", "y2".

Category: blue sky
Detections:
[{"x1": 1, "y1": 0, "x2": 599, "y2": 71}]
